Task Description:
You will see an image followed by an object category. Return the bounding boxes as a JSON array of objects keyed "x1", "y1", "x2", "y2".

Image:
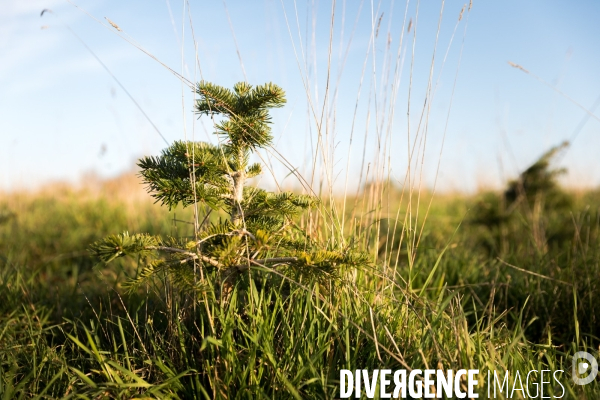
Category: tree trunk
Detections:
[{"x1": 231, "y1": 169, "x2": 246, "y2": 226}]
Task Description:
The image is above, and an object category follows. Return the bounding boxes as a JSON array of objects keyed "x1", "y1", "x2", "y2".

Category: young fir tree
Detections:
[
  {"x1": 91, "y1": 81, "x2": 365, "y2": 295},
  {"x1": 470, "y1": 142, "x2": 572, "y2": 254}
]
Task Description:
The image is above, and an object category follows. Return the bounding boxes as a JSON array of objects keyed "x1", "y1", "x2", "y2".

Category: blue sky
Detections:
[{"x1": 2, "y1": 0, "x2": 599, "y2": 192}]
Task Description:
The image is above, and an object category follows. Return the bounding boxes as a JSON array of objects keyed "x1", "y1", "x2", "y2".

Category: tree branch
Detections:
[
  {"x1": 147, "y1": 246, "x2": 221, "y2": 268},
  {"x1": 149, "y1": 246, "x2": 297, "y2": 271}
]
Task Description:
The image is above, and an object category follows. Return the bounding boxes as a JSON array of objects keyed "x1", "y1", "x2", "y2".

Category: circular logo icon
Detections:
[{"x1": 572, "y1": 351, "x2": 598, "y2": 385}]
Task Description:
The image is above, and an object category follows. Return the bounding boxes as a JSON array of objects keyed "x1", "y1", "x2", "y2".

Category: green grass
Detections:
[{"x1": 1, "y1": 175, "x2": 599, "y2": 398}]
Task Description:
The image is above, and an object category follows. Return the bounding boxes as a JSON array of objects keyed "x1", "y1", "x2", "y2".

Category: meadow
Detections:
[{"x1": 1, "y1": 149, "x2": 599, "y2": 398}]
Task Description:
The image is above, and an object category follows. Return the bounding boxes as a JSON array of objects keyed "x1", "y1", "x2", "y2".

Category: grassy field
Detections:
[
  {"x1": 8, "y1": 2, "x2": 598, "y2": 398},
  {"x1": 1, "y1": 162, "x2": 599, "y2": 398}
]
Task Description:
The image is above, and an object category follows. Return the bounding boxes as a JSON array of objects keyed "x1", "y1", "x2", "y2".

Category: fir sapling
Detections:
[{"x1": 90, "y1": 81, "x2": 367, "y2": 297}]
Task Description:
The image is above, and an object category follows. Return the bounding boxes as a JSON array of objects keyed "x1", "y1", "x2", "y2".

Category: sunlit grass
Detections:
[{"x1": 1, "y1": 173, "x2": 599, "y2": 398}]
